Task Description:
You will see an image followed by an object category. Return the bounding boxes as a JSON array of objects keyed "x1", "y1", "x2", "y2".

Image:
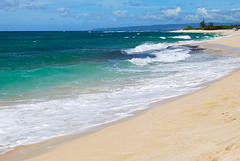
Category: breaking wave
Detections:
[
  {"x1": 123, "y1": 42, "x2": 191, "y2": 65},
  {"x1": 171, "y1": 35, "x2": 192, "y2": 39},
  {"x1": 123, "y1": 43, "x2": 168, "y2": 54},
  {"x1": 159, "y1": 37, "x2": 166, "y2": 39},
  {"x1": 128, "y1": 48, "x2": 191, "y2": 65}
]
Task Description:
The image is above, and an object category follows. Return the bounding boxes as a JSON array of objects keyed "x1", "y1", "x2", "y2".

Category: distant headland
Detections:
[
  {"x1": 92, "y1": 22, "x2": 240, "y2": 32},
  {"x1": 184, "y1": 20, "x2": 240, "y2": 31}
]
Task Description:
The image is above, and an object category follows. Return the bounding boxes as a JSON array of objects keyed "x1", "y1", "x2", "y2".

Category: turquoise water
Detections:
[
  {"x1": 1, "y1": 31, "x2": 240, "y2": 153},
  {"x1": 0, "y1": 31, "x2": 217, "y2": 100}
]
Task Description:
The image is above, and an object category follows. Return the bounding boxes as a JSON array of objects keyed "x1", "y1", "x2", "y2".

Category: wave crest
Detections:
[
  {"x1": 171, "y1": 35, "x2": 191, "y2": 39},
  {"x1": 159, "y1": 37, "x2": 166, "y2": 39},
  {"x1": 123, "y1": 43, "x2": 168, "y2": 54},
  {"x1": 128, "y1": 48, "x2": 191, "y2": 66}
]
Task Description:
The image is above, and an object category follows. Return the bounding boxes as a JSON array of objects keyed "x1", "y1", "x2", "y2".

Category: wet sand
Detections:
[{"x1": 2, "y1": 31, "x2": 240, "y2": 161}]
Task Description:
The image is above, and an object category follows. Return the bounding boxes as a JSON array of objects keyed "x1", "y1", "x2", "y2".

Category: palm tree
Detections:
[{"x1": 200, "y1": 20, "x2": 206, "y2": 28}]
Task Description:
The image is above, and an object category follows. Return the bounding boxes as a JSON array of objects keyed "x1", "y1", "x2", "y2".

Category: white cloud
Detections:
[
  {"x1": 211, "y1": 9, "x2": 220, "y2": 12},
  {"x1": 54, "y1": 8, "x2": 70, "y2": 16},
  {"x1": 0, "y1": 0, "x2": 19, "y2": 10},
  {"x1": 113, "y1": 10, "x2": 129, "y2": 17},
  {"x1": 75, "y1": 13, "x2": 89, "y2": 19},
  {"x1": 197, "y1": 8, "x2": 207, "y2": 16},
  {"x1": 0, "y1": 0, "x2": 49, "y2": 11},
  {"x1": 164, "y1": 7, "x2": 181, "y2": 17},
  {"x1": 183, "y1": 14, "x2": 198, "y2": 21},
  {"x1": 137, "y1": 7, "x2": 240, "y2": 24},
  {"x1": 196, "y1": 8, "x2": 240, "y2": 22},
  {"x1": 140, "y1": 7, "x2": 183, "y2": 21},
  {"x1": 141, "y1": 14, "x2": 161, "y2": 20},
  {"x1": 232, "y1": 8, "x2": 240, "y2": 11},
  {"x1": 79, "y1": 13, "x2": 88, "y2": 17}
]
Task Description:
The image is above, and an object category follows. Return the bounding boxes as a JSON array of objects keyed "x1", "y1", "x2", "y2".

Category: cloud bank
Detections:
[{"x1": 0, "y1": 0, "x2": 240, "y2": 30}]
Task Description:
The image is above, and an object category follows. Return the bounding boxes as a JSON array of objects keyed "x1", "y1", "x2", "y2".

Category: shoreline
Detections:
[
  {"x1": 28, "y1": 66, "x2": 240, "y2": 160},
  {"x1": 0, "y1": 87, "x2": 206, "y2": 161},
  {"x1": 170, "y1": 29, "x2": 240, "y2": 34},
  {"x1": 1, "y1": 72, "x2": 221, "y2": 161},
  {"x1": 1, "y1": 30, "x2": 240, "y2": 161}
]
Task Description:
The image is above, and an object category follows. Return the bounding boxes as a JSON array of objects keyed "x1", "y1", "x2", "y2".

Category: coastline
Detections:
[
  {"x1": 170, "y1": 29, "x2": 240, "y2": 34},
  {"x1": 2, "y1": 30, "x2": 240, "y2": 161}
]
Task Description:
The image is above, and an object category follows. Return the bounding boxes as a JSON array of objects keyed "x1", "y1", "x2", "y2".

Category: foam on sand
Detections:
[
  {"x1": 25, "y1": 34, "x2": 240, "y2": 161},
  {"x1": 26, "y1": 61, "x2": 240, "y2": 161},
  {"x1": 0, "y1": 32, "x2": 238, "y2": 158}
]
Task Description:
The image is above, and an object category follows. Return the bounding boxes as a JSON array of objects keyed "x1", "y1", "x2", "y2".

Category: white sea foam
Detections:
[
  {"x1": 129, "y1": 49, "x2": 191, "y2": 65},
  {"x1": 123, "y1": 43, "x2": 168, "y2": 54},
  {"x1": 159, "y1": 37, "x2": 166, "y2": 39},
  {"x1": 0, "y1": 34, "x2": 239, "y2": 154},
  {"x1": 1, "y1": 54, "x2": 240, "y2": 154},
  {"x1": 171, "y1": 35, "x2": 191, "y2": 39}
]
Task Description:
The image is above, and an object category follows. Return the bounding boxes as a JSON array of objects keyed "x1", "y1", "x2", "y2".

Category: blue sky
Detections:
[{"x1": 0, "y1": 0, "x2": 240, "y2": 31}]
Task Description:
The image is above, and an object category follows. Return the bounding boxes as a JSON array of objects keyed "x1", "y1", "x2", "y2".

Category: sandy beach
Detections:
[
  {"x1": 2, "y1": 30, "x2": 240, "y2": 161},
  {"x1": 171, "y1": 29, "x2": 240, "y2": 34}
]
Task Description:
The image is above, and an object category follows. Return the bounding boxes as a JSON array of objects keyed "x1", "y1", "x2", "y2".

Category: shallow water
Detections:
[{"x1": 0, "y1": 31, "x2": 240, "y2": 154}]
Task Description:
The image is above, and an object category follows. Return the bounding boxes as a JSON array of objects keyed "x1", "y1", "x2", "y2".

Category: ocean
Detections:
[{"x1": 0, "y1": 31, "x2": 240, "y2": 154}]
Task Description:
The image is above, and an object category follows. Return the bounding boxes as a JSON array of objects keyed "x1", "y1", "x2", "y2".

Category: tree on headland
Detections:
[
  {"x1": 200, "y1": 20, "x2": 206, "y2": 28},
  {"x1": 209, "y1": 22, "x2": 214, "y2": 27},
  {"x1": 183, "y1": 21, "x2": 240, "y2": 30},
  {"x1": 186, "y1": 26, "x2": 193, "y2": 29}
]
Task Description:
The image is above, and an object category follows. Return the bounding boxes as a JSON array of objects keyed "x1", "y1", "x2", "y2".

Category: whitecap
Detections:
[
  {"x1": 1, "y1": 53, "x2": 240, "y2": 155},
  {"x1": 128, "y1": 57, "x2": 152, "y2": 66},
  {"x1": 171, "y1": 35, "x2": 191, "y2": 39},
  {"x1": 128, "y1": 48, "x2": 191, "y2": 66},
  {"x1": 159, "y1": 37, "x2": 166, "y2": 39},
  {"x1": 123, "y1": 43, "x2": 168, "y2": 54}
]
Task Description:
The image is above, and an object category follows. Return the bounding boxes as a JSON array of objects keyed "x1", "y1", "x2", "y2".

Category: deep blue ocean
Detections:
[{"x1": 0, "y1": 31, "x2": 240, "y2": 153}]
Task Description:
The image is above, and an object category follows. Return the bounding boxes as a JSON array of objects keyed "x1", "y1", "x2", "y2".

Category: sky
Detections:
[{"x1": 0, "y1": 0, "x2": 240, "y2": 31}]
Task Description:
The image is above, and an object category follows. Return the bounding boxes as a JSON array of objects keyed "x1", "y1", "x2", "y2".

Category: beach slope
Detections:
[{"x1": 27, "y1": 35, "x2": 240, "y2": 161}]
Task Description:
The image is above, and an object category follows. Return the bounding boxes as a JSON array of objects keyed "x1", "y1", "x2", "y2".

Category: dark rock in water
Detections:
[{"x1": 182, "y1": 45, "x2": 205, "y2": 54}]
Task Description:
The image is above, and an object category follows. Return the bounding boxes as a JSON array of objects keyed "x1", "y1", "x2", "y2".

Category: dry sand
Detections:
[
  {"x1": 171, "y1": 29, "x2": 240, "y2": 34},
  {"x1": 172, "y1": 29, "x2": 240, "y2": 48},
  {"x1": 26, "y1": 32, "x2": 240, "y2": 161},
  {"x1": 208, "y1": 36, "x2": 240, "y2": 48},
  {"x1": 3, "y1": 30, "x2": 240, "y2": 161}
]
